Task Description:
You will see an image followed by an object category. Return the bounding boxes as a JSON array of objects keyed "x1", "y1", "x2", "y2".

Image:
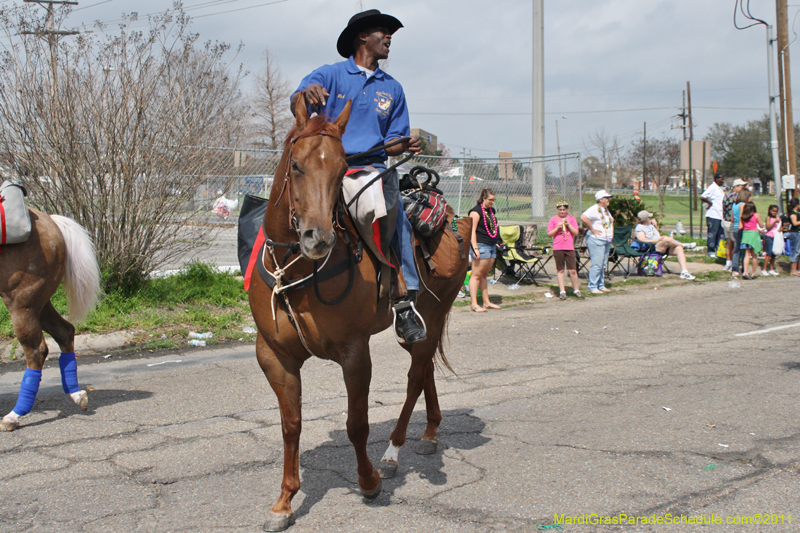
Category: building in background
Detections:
[{"x1": 411, "y1": 128, "x2": 438, "y2": 155}]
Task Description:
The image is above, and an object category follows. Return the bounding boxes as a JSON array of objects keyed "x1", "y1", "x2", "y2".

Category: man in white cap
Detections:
[
  {"x1": 634, "y1": 210, "x2": 696, "y2": 280},
  {"x1": 721, "y1": 178, "x2": 748, "y2": 271},
  {"x1": 580, "y1": 190, "x2": 614, "y2": 294}
]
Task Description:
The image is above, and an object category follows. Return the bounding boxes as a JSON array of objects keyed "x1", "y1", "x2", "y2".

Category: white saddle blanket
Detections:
[{"x1": 341, "y1": 167, "x2": 387, "y2": 226}]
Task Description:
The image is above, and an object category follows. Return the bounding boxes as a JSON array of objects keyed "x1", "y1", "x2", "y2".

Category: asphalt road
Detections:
[{"x1": 1, "y1": 278, "x2": 799, "y2": 532}]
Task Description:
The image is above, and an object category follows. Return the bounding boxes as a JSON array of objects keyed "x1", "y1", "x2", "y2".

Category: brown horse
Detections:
[
  {"x1": 0, "y1": 210, "x2": 102, "y2": 431},
  {"x1": 248, "y1": 94, "x2": 470, "y2": 531}
]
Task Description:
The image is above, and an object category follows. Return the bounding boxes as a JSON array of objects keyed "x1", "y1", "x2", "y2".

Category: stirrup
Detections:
[{"x1": 391, "y1": 300, "x2": 427, "y2": 344}]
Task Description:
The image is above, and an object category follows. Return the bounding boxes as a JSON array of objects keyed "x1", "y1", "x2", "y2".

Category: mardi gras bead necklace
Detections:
[{"x1": 482, "y1": 204, "x2": 498, "y2": 238}]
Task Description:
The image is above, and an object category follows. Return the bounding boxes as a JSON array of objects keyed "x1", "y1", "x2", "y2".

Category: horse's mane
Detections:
[{"x1": 284, "y1": 115, "x2": 341, "y2": 148}]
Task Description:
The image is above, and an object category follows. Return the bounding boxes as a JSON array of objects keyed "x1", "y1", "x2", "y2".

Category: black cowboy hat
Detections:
[{"x1": 337, "y1": 9, "x2": 403, "y2": 58}]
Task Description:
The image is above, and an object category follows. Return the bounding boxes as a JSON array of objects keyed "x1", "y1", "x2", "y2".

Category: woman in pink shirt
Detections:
[{"x1": 547, "y1": 200, "x2": 584, "y2": 300}]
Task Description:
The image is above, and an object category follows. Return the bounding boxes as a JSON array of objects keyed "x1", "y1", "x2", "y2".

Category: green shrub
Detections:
[{"x1": 608, "y1": 196, "x2": 655, "y2": 227}]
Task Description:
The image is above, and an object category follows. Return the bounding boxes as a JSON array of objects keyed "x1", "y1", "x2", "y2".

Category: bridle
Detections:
[{"x1": 273, "y1": 127, "x2": 343, "y2": 232}]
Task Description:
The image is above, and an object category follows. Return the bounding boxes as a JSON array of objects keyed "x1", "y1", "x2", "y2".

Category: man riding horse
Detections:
[{"x1": 291, "y1": 9, "x2": 426, "y2": 345}]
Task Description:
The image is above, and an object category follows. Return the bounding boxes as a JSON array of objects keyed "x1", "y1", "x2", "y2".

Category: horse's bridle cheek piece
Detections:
[{"x1": 275, "y1": 129, "x2": 343, "y2": 233}]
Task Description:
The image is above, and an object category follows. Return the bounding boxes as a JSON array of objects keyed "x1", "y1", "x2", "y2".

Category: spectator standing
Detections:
[
  {"x1": 722, "y1": 179, "x2": 748, "y2": 271},
  {"x1": 468, "y1": 188, "x2": 502, "y2": 312},
  {"x1": 700, "y1": 173, "x2": 726, "y2": 257},
  {"x1": 738, "y1": 201, "x2": 763, "y2": 279},
  {"x1": 785, "y1": 198, "x2": 800, "y2": 277},
  {"x1": 547, "y1": 200, "x2": 584, "y2": 300},
  {"x1": 730, "y1": 188, "x2": 752, "y2": 278},
  {"x1": 634, "y1": 211, "x2": 696, "y2": 280},
  {"x1": 580, "y1": 190, "x2": 614, "y2": 295},
  {"x1": 762, "y1": 205, "x2": 780, "y2": 276}
]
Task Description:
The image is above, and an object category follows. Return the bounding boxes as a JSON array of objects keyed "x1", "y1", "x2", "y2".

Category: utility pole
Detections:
[
  {"x1": 531, "y1": 0, "x2": 545, "y2": 218},
  {"x1": 642, "y1": 122, "x2": 646, "y2": 191},
  {"x1": 767, "y1": 25, "x2": 785, "y2": 211},
  {"x1": 21, "y1": 1, "x2": 79, "y2": 127},
  {"x1": 687, "y1": 81, "x2": 696, "y2": 212},
  {"x1": 681, "y1": 90, "x2": 688, "y2": 192},
  {"x1": 776, "y1": 0, "x2": 797, "y2": 203}
]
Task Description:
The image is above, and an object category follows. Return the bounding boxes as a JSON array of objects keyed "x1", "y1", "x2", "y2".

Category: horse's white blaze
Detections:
[{"x1": 381, "y1": 442, "x2": 402, "y2": 463}]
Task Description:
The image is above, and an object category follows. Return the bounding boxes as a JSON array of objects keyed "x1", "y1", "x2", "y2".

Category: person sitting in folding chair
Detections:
[
  {"x1": 468, "y1": 188, "x2": 502, "y2": 312},
  {"x1": 547, "y1": 200, "x2": 584, "y2": 300},
  {"x1": 634, "y1": 210, "x2": 696, "y2": 280}
]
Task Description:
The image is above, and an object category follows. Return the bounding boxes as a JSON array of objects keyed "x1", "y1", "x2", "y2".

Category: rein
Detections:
[{"x1": 259, "y1": 129, "x2": 413, "y2": 355}]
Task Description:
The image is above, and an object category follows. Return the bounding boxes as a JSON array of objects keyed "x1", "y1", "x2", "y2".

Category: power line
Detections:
[
  {"x1": 72, "y1": 0, "x2": 115, "y2": 11},
  {"x1": 92, "y1": 0, "x2": 289, "y2": 26},
  {"x1": 410, "y1": 106, "x2": 676, "y2": 117},
  {"x1": 193, "y1": 0, "x2": 290, "y2": 19},
  {"x1": 734, "y1": 0, "x2": 767, "y2": 30}
]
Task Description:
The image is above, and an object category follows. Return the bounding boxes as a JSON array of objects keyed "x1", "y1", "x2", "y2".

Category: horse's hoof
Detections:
[
  {"x1": 379, "y1": 460, "x2": 398, "y2": 479},
  {"x1": 415, "y1": 438, "x2": 438, "y2": 455},
  {"x1": 72, "y1": 390, "x2": 88, "y2": 411},
  {"x1": 0, "y1": 417, "x2": 19, "y2": 432},
  {"x1": 262, "y1": 512, "x2": 295, "y2": 532},
  {"x1": 359, "y1": 474, "x2": 382, "y2": 499}
]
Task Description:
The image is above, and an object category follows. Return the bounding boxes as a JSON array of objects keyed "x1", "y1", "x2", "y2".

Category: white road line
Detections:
[{"x1": 735, "y1": 321, "x2": 800, "y2": 337}]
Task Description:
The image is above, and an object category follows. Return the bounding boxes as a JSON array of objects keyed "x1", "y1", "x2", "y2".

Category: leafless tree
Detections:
[
  {"x1": 583, "y1": 129, "x2": 616, "y2": 189},
  {"x1": 626, "y1": 135, "x2": 681, "y2": 217},
  {"x1": 251, "y1": 48, "x2": 292, "y2": 150},
  {"x1": 0, "y1": 4, "x2": 246, "y2": 289}
]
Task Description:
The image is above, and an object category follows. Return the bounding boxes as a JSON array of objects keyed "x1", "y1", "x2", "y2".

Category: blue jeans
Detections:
[
  {"x1": 788, "y1": 232, "x2": 800, "y2": 263},
  {"x1": 586, "y1": 234, "x2": 610, "y2": 291},
  {"x1": 378, "y1": 167, "x2": 419, "y2": 292},
  {"x1": 469, "y1": 242, "x2": 496, "y2": 261},
  {"x1": 731, "y1": 229, "x2": 744, "y2": 273},
  {"x1": 706, "y1": 217, "x2": 723, "y2": 254},
  {"x1": 391, "y1": 207, "x2": 419, "y2": 291}
]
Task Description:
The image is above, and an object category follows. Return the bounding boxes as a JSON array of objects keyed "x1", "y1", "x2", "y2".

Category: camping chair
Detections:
[
  {"x1": 495, "y1": 225, "x2": 551, "y2": 285},
  {"x1": 574, "y1": 229, "x2": 591, "y2": 278},
  {"x1": 606, "y1": 226, "x2": 646, "y2": 279}
]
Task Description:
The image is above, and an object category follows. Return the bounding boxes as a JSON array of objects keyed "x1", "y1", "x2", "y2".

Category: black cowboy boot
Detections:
[{"x1": 394, "y1": 290, "x2": 426, "y2": 344}]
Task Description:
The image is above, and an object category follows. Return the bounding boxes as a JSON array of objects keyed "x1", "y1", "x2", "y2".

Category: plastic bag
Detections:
[
  {"x1": 716, "y1": 238, "x2": 727, "y2": 259},
  {"x1": 772, "y1": 231, "x2": 784, "y2": 256},
  {"x1": 212, "y1": 195, "x2": 238, "y2": 219}
]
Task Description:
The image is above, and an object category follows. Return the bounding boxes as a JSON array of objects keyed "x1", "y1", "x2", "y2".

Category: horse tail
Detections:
[
  {"x1": 435, "y1": 311, "x2": 455, "y2": 374},
  {"x1": 51, "y1": 215, "x2": 102, "y2": 323}
]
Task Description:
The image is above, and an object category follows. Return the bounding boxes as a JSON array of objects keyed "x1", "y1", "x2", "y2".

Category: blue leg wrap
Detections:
[
  {"x1": 13, "y1": 368, "x2": 42, "y2": 417},
  {"x1": 59, "y1": 352, "x2": 79, "y2": 394}
]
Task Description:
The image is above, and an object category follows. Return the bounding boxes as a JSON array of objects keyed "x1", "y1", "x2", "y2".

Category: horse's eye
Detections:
[{"x1": 291, "y1": 160, "x2": 302, "y2": 173}]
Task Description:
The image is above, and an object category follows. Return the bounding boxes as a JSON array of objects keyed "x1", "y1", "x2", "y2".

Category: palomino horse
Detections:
[
  {"x1": 0, "y1": 209, "x2": 102, "y2": 431},
  {"x1": 248, "y1": 94, "x2": 470, "y2": 531}
]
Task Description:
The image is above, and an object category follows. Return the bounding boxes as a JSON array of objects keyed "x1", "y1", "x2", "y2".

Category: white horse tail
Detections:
[{"x1": 51, "y1": 215, "x2": 102, "y2": 323}]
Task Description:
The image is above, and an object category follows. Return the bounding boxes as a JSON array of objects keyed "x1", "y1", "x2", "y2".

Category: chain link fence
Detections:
[{"x1": 172, "y1": 149, "x2": 582, "y2": 270}]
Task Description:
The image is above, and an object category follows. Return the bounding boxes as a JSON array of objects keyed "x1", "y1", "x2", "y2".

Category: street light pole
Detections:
[{"x1": 767, "y1": 25, "x2": 785, "y2": 212}]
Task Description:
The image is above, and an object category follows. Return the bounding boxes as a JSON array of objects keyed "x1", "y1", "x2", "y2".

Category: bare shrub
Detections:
[{"x1": 0, "y1": 3, "x2": 246, "y2": 290}]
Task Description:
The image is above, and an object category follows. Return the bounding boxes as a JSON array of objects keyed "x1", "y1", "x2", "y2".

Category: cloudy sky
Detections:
[{"x1": 15, "y1": 0, "x2": 799, "y2": 160}]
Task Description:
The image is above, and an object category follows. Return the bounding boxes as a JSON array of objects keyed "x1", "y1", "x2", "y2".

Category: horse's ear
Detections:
[
  {"x1": 294, "y1": 91, "x2": 309, "y2": 131},
  {"x1": 333, "y1": 99, "x2": 351, "y2": 135}
]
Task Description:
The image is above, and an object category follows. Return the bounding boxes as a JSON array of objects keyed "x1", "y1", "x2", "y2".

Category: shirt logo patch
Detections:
[
  {"x1": 375, "y1": 92, "x2": 393, "y2": 117},
  {"x1": 337, "y1": 94, "x2": 346, "y2": 99}
]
